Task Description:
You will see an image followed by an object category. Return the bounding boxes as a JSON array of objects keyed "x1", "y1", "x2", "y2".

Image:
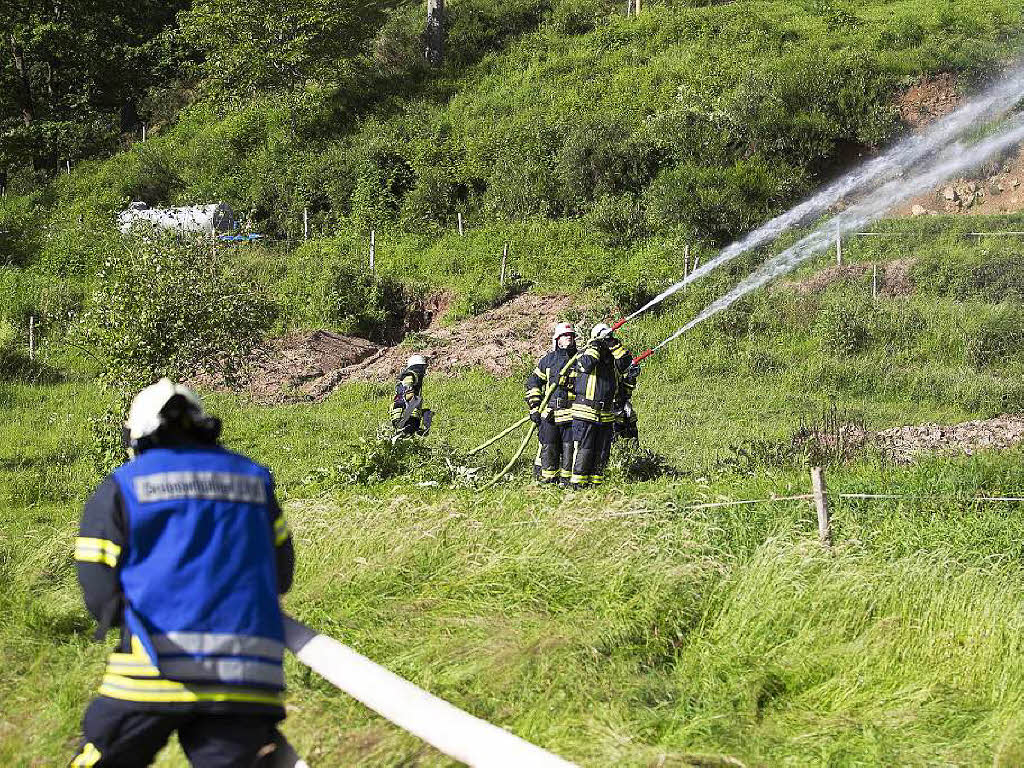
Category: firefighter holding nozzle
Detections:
[
  {"x1": 570, "y1": 323, "x2": 634, "y2": 488},
  {"x1": 71, "y1": 379, "x2": 295, "y2": 767},
  {"x1": 525, "y1": 322, "x2": 578, "y2": 486}
]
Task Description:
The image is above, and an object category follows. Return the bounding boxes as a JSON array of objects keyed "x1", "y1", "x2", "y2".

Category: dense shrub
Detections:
[
  {"x1": 815, "y1": 301, "x2": 872, "y2": 356},
  {"x1": 965, "y1": 307, "x2": 1024, "y2": 369},
  {"x1": 644, "y1": 159, "x2": 795, "y2": 243},
  {"x1": 299, "y1": 428, "x2": 480, "y2": 488},
  {"x1": 276, "y1": 240, "x2": 414, "y2": 340},
  {"x1": 914, "y1": 249, "x2": 1024, "y2": 303},
  {"x1": 79, "y1": 238, "x2": 274, "y2": 386}
]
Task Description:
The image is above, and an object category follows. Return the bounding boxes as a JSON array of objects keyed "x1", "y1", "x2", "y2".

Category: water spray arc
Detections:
[
  {"x1": 616, "y1": 60, "x2": 1024, "y2": 329},
  {"x1": 650, "y1": 110, "x2": 1024, "y2": 355}
]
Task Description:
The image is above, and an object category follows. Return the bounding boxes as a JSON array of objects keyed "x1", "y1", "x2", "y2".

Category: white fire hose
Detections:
[{"x1": 282, "y1": 615, "x2": 577, "y2": 767}]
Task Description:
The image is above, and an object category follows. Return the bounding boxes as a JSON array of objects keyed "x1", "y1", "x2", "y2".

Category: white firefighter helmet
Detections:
[
  {"x1": 590, "y1": 322, "x2": 613, "y2": 341},
  {"x1": 125, "y1": 378, "x2": 206, "y2": 442},
  {"x1": 551, "y1": 321, "x2": 576, "y2": 349},
  {"x1": 407, "y1": 354, "x2": 428, "y2": 368}
]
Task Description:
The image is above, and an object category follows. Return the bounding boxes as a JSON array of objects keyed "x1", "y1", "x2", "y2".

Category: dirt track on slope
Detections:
[
  {"x1": 875, "y1": 415, "x2": 1024, "y2": 464},
  {"x1": 197, "y1": 293, "x2": 580, "y2": 403},
  {"x1": 775, "y1": 259, "x2": 915, "y2": 296}
]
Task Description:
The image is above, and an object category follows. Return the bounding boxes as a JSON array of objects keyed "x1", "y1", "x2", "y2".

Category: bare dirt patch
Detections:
[
  {"x1": 894, "y1": 146, "x2": 1024, "y2": 217},
  {"x1": 776, "y1": 259, "x2": 915, "y2": 296},
  {"x1": 897, "y1": 72, "x2": 960, "y2": 129},
  {"x1": 192, "y1": 330, "x2": 382, "y2": 404},
  {"x1": 202, "y1": 293, "x2": 579, "y2": 403},
  {"x1": 888, "y1": 72, "x2": 1024, "y2": 217},
  {"x1": 313, "y1": 292, "x2": 579, "y2": 394},
  {"x1": 874, "y1": 415, "x2": 1024, "y2": 464}
]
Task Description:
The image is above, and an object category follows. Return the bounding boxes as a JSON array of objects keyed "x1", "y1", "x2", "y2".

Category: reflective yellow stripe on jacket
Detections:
[
  {"x1": 74, "y1": 537, "x2": 121, "y2": 567},
  {"x1": 99, "y1": 674, "x2": 284, "y2": 705},
  {"x1": 273, "y1": 514, "x2": 289, "y2": 546}
]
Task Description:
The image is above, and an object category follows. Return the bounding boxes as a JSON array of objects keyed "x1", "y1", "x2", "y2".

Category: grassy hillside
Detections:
[{"x1": 5, "y1": 219, "x2": 1024, "y2": 764}]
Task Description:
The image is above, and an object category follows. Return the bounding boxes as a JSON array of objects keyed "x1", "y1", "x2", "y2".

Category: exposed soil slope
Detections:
[
  {"x1": 203, "y1": 293, "x2": 579, "y2": 403},
  {"x1": 776, "y1": 259, "x2": 915, "y2": 296},
  {"x1": 891, "y1": 72, "x2": 1024, "y2": 216},
  {"x1": 897, "y1": 72, "x2": 960, "y2": 129}
]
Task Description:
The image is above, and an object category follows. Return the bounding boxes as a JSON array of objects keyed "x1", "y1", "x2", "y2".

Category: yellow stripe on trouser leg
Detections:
[
  {"x1": 72, "y1": 742, "x2": 102, "y2": 767},
  {"x1": 569, "y1": 440, "x2": 586, "y2": 485}
]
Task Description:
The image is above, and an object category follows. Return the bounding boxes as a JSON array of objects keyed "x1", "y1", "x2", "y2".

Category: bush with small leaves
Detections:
[{"x1": 79, "y1": 237, "x2": 274, "y2": 387}]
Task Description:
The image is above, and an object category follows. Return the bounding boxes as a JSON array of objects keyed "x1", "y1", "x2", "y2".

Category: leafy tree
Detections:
[
  {"x1": 177, "y1": 0, "x2": 387, "y2": 97},
  {"x1": 0, "y1": 0, "x2": 186, "y2": 173}
]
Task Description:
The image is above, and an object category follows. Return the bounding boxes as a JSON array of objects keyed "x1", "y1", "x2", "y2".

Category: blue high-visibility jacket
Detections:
[{"x1": 76, "y1": 445, "x2": 293, "y2": 713}]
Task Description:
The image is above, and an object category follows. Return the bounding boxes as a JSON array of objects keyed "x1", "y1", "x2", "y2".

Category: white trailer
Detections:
[{"x1": 118, "y1": 201, "x2": 236, "y2": 236}]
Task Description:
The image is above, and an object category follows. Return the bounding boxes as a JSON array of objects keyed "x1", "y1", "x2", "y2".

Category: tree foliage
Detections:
[
  {"x1": 0, "y1": 0, "x2": 186, "y2": 173},
  {"x1": 176, "y1": 0, "x2": 387, "y2": 97}
]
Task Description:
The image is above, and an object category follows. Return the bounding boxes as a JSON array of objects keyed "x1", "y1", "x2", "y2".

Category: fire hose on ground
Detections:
[{"x1": 282, "y1": 615, "x2": 577, "y2": 767}]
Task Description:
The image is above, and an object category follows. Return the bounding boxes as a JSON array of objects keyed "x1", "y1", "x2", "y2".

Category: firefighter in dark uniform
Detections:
[
  {"x1": 612, "y1": 363, "x2": 641, "y2": 443},
  {"x1": 525, "y1": 322, "x2": 578, "y2": 486},
  {"x1": 71, "y1": 378, "x2": 295, "y2": 767},
  {"x1": 391, "y1": 354, "x2": 433, "y2": 438},
  {"x1": 570, "y1": 323, "x2": 633, "y2": 488}
]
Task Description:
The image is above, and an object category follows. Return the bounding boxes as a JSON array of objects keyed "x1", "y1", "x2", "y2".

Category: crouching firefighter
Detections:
[
  {"x1": 71, "y1": 378, "x2": 295, "y2": 767},
  {"x1": 570, "y1": 323, "x2": 633, "y2": 488},
  {"x1": 525, "y1": 322, "x2": 578, "y2": 486},
  {"x1": 391, "y1": 354, "x2": 433, "y2": 438}
]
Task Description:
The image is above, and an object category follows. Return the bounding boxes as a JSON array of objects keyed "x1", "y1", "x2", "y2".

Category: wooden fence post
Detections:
[
  {"x1": 29, "y1": 316, "x2": 35, "y2": 361},
  {"x1": 811, "y1": 466, "x2": 832, "y2": 548},
  {"x1": 369, "y1": 230, "x2": 376, "y2": 273},
  {"x1": 457, "y1": 212, "x2": 464, "y2": 236},
  {"x1": 835, "y1": 235, "x2": 842, "y2": 265},
  {"x1": 692, "y1": 254, "x2": 700, "y2": 272},
  {"x1": 303, "y1": 208, "x2": 309, "y2": 240},
  {"x1": 500, "y1": 242, "x2": 508, "y2": 286},
  {"x1": 872, "y1": 264, "x2": 878, "y2": 300},
  {"x1": 142, "y1": 124, "x2": 147, "y2": 142},
  {"x1": 683, "y1": 243, "x2": 690, "y2": 277}
]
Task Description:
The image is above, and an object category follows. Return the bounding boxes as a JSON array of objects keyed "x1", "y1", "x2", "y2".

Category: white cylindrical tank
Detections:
[{"x1": 118, "y1": 202, "x2": 236, "y2": 235}]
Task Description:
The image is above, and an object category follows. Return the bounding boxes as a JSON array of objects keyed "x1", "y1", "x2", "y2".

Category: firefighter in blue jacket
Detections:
[
  {"x1": 570, "y1": 323, "x2": 633, "y2": 488},
  {"x1": 525, "y1": 321, "x2": 578, "y2": 485},
  {"x1": 71, "y1": 379, "x2": 294, "y2": 767}
]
